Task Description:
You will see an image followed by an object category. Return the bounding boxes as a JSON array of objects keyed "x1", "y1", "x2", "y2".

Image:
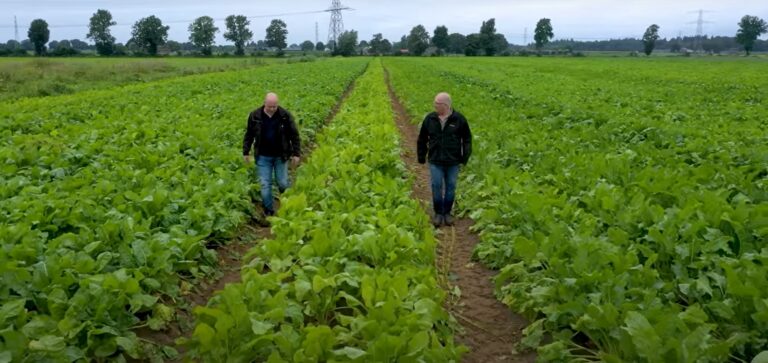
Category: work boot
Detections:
[
  {"x1": 443, "y1": 214, "x2": 454, "y2": 226},
  {"x1": 431, "y1": 213, "x2": 444, "y2": 227}
]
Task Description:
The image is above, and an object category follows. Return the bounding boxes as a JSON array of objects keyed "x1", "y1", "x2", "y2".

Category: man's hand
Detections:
[
  {"x1": 291, "y1": 156, "x2": 300, "y2": 166},
  {"x1": 243, "y1": 155, "x2": 252, "y2": 164}
]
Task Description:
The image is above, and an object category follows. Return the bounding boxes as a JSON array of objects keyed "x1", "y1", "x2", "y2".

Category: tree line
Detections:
[{"x1": 3, "y1": 9, "x2": 767, "y2": 57}]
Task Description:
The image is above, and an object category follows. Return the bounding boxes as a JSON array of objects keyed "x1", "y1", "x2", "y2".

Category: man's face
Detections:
[
  {"x1": 434, "y1": 99, "x2": 449, "y2": 114},
  {"x1": 264, "y1": 100, "x2": 278, "y2": 114}
]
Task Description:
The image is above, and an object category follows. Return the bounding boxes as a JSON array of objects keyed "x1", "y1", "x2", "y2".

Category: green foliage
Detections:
[
  {"x1": 643, "y1": 24, "x2": 660, "y2": 56},
  {"x1": 189, "y1": 16, "x2": 219, "y2": 56},
  {"x1": 265, "y1": 19, "x2": 288, "y2": 52},
  {"x1": 385, "y1": 56, "x2": 768, "y2": 362},
  {"x1": 447, "y1": 33, "x2": 467, "y2": 54},
  {"x1": 479, "y1": 18, "x2": 499, "y2": 56},
  {"x1": 186, "y1": 60, "x2": 464, "y2": 362},
  {"x1": 224, "y1": 15, "x2": 253, "y2": 56},
  {"x1": 300, "y1": 40, "x2": 315, "y2": 52},
  {"x1": 407, "y1": 25, "x2": 430, "y2": 56},
  {"x1": 87, "y1": 9, "x2": 116, "y2": 56},
  {"x1": 369, "y1": 33, "x2": 392, "y2": 55},
  {"x1": 130, "y1": 16, "x2": 169, "y2": 56},
  {"x1": 736, "y1": 15, "x2": 768, "y2": 55},
  {"x1": 464, "y1": 33, "x2": 481, "y2": 56},
  {"x1": 27, "y1": 19, "x2": 50, "y2": 56},
  {"x1": 432, "y1": 26, "x2": 449, "y2": 53},
  {"x1": 336, "y1": 30, "x2": 358, "y2": 57},
  {"x1": 534, "y1": 18, "x2": 554, "y2": 50},
  {"x1": 0, "y1": 58, "x2": 368, "y2": 361}
]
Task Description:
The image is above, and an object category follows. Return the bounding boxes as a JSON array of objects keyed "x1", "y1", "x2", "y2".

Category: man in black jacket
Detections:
[
  {"x1": 417, "y1": 92, "x2": 472, "y2": 227},
  {"x1": 242, "y1": 92, "x2": 301, "y2": 216}
]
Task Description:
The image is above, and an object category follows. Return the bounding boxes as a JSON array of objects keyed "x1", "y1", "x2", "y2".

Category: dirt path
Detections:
[
  {"x1": 384, "y1": 68, "x2": 535, "y2": 363},
  {"x1": 134, "y1": 75, "x2": 360, "y2": 362}
]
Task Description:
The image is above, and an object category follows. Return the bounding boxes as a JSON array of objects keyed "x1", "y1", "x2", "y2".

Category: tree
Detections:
[
  {"x1": 736, "y1": 15, "x2": 768, "y2": 55},
  {"x1": 407, "y1": 25, "x2": 430, "y2": 56},
  {"x1": 392, "y1": 35, "x2": 407, "y2": 52},
  {"x1": 494, "y1": 33, "x2": 509, "y2": 54},
  {"x1": 380, "y1": 39, "x2": 392, "y2": 54},
  {"x1": 70, "y1": 39, "x2": 89, "y2": 50},
  {"x1": 189, "y1": 16, "x2": 218, "y2": 55},
  {"x1": 166, "y1": 40, "x2": 182, "y2": 53},
  {"x1": 224, "y1": 15, "x2": 253, "y2": 56},
  {"x1": 336, "y1": 30, "x2": 358, "y2": 56},
  {"x1": 432, "y1": 25, "x2": 449, "y2": 54},
  {"x1": 534, "y1": 18, "x2": 554, "y2": 50},
  {"x1": 465, "y1": 33, "x2": 481, "y2": 56},
  {"x1": 642, "y1": 24, "x2": 660, "y2": 56},
  {"x1": 301, "y1": 40, "x2": 315, "y2": 51},
  {"x1": 315, "y1": 41, "x2": 325, "y2": 51},
  {"x1": 57, "y1": 40, "x2": 72, "y2": 49},
  {"x1": 369, "y1": 33, "x2": 392, "y2": 55},
  {"x1": 447, "y1": 33, "x2": 467, "y2": 54},
  {"x1": 87, "y1": 9, "x2": 116, "y2": 56},
  {"x1": 20, "y1": 39, "x2": 34, "y2": 51},
  {"x1": 131, "y1": 16, "x2": 169, "y2": 55},
  {"x1": 6, "y1": 39, "x2": 20, "y2": 50},
  {"x1": 356, "y1": 40, "x2": 368, "y2": 55},
  {"x1": 28, "y1": 19, "x2": 50, "y2": 55},
  {"x1": 479, "y1": 18, "x2": 498, "y2": 55},
  {"x1": 265, "y1": 19, "x2": 288, "y2": 54}
]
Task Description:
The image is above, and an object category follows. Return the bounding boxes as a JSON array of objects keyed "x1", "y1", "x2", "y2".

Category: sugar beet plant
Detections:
[
  {"x1": 185, "y1": 60, "x2": 464, "y2": 362},
  {"x1": 385, "y1": 57, "x2": 768, "y2": 362},
  {"x1": 0, "y1": 59, "x2": 367, "y2": 361}
]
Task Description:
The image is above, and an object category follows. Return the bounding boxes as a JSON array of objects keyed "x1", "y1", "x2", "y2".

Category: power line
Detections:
[{"x1": 14, "y1": 15, "x2": 18, "y2": 41}]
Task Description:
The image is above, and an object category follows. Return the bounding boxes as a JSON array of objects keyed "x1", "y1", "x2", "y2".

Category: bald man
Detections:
[
  {"x1": 417, "y1": 92, "x2": 472, "y2": 227},
  {"x1": 243, "y1": 92, "x2": 301, "y2": 217}
]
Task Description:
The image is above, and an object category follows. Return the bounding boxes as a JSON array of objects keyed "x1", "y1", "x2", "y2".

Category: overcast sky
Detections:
[{"x1": 3, "y1": 0, "x2": 767, "y2": 45}]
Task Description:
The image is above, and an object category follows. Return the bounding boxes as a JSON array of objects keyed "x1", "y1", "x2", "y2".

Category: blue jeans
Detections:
[
  {"x1": 255, "y1": 155, "x2": 290, "y2": 213},
  {"x1": 429, "y1": 163, "x2": 459, "y2": 215}
]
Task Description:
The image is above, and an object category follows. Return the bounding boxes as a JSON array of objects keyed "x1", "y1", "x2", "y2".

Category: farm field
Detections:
[
  {"x1": 1, "y1": 55, "x2": 767, "y2": 362},
  {"x1": 0, "y1": 57, "x2": 280, "y2": 101},
  {"x1": 0, "y1": 58, "x2": 367, "y2": 361},
  {"x1": 385, "y1": 56, "x2": 768, "y2": 362}
]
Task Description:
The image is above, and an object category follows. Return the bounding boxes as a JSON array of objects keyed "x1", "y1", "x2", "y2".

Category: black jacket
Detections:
[
  {"x1": 242, "y1": 106, "x2": 301, "y2": 160},
  {"x1": 417, "y1": 110, "x2": 472, "y2": 166}
]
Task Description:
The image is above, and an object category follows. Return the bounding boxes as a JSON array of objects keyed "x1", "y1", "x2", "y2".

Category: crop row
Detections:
[
  {"x1": 384, "y1": 57, "x2": 767, "y2": 362},
  {"x1": 0, "y1": 59, "x2": 368, "y2": 361},
  {"x1": 185, "y1": 60, "x2": 463, "y2": 362}
]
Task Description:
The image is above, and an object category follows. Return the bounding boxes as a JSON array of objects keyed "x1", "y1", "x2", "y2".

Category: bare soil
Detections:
[
  {"x1": 384, "y1": 68, "x2": 536, "y2": 363},
  {"x1": 133, "y1": 75, "x2": 360, "y2": 362}
]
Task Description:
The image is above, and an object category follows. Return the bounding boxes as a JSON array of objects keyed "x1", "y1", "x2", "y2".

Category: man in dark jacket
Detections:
[
  {"x1": 417, "y1": 92, "x2": 472, "y2": 227},
  {"x1": 243, "y1": 92, "x2": 301, "y2": 216}
]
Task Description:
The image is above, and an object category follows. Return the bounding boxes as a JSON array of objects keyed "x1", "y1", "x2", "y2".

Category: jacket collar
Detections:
[{"x1": 257, "y1": 106, "x2": 286, "y2": 119}]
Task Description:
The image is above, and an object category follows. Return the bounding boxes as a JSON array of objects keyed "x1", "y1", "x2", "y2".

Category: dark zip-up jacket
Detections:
[
  {"x1": 417, "y1": 110, "x2": 472, "y2": 166},
  {"x1": 242, "y1": 106, "x2": 301, "y2": 160}
]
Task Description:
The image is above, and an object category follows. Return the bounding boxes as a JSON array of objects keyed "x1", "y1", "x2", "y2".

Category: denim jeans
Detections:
[
  {"x1": 429, "y1": 163, "x2": 459, "y2": 215},
  {"x1": 255, "y1": 155, "x2": 290, "y2": 213}
]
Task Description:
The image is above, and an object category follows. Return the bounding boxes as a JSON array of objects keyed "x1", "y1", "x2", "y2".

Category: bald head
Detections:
[
  {"x1": 264, "y1": 92, "x2": 279, "y2": 116},
  {"x1": 433, "y1": 92, "x2": 452, "y2": 116},
  {"x1": 434, "y1": 92, "x2": 452, "y2": 107}
]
